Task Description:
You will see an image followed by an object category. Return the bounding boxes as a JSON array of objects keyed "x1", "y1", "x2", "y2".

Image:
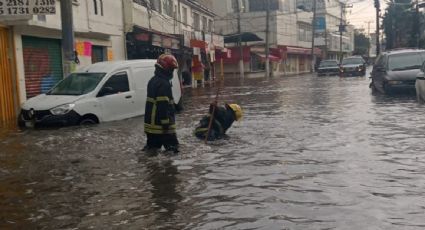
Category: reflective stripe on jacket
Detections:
[{"x1": 144, "y1": 73, "x2": 176, "y2": 134}]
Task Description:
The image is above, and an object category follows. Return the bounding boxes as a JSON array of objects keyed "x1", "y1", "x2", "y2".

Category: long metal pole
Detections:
[
  {"x1": 236, "y1": 0, "x2": 245, "y2": 78},
  {"x1": 340, "y1": 3, "x2": 343, "y2": 63},
  {"x1": 416, "y1": 0, "x2": 420, "y2": 47},
  {"x1": 265, "y1": 0, "x2": 270, "y2": 78},
  {"x1": 61, "y1": 0, "x2": 75, "y2": 77},
  {"x1": 375, "y1": 0, "x2": 380, "y2": 55},
  {"x1": 310, "y1": 0, "x2": 317, "y2": 72}
]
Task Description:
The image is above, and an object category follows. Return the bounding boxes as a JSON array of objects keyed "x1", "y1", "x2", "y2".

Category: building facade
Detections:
[
  {"x1": 124, "y1": 0, "x2": 222, "y2": 86},
  {"x1": 212, "y1": 0, "x2": 322, "y2": 76},
  {"x1": 313, "y1": 0, "x2": 354, "y2": 61},
  {"x1": 0, "y1": 0, "x2": 126, "y2": 118}
]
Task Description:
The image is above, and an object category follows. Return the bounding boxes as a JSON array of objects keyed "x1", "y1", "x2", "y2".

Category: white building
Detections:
[
  {"x1": 212, "y1": 0, "x2": 321, "y2": 75},
  {"x1": 123, "y1": 0, "x2": 221, "y2": 86},
  {"x1": 0, "y1": 0, "x2": 126, "y2": 124},
  {"x1": 0, "y1": 0, "x2": 125, "y2": 102},
  {"x1": 313, "y1": 0, "x2": 354, "y2": 60}
]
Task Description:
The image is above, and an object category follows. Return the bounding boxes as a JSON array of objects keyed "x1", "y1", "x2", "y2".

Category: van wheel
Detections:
[
  {"x1": 79, "y1": 115, "x2": 99, "y2": 125},
  {"x1": 175, "y1": 98, "x2": 184, "y2": 113}
]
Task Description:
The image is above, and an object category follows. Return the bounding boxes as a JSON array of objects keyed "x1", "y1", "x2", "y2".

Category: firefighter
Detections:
[
  {"x1": 143, "y1": 54, "x2": 180, "y2": 155},
  {"x1": 194, "y1": 103, "x2": 243, "y2": 141}
]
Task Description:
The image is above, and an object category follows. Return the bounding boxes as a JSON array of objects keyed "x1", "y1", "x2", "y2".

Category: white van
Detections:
[{"x1": 19, "y1": 60, "x2": 182, "y2": 127}]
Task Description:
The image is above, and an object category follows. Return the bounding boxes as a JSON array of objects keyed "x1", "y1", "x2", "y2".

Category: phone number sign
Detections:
[{"x1": 0, "y1": 0, "x2": 56, "y2": 16}]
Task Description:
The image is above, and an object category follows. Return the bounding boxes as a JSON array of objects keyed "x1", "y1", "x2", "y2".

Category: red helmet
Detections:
[{"x1": 156, "y1": 54, "x2": 179, "y2": 71}]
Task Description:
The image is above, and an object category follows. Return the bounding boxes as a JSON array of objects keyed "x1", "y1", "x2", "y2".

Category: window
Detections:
[
  {"x1": 92, "y1": 46, "x2": 106, "y2": 64},
  {"x1": 150, "y1": 0, "x2": 162, "y2": 13},
  {"x1": 102, "y1": 72, "x2": 130, "y2": 95},
  {"x1": 182, "y1": 7, "x2": 188, "y2": 24},
  {"x1": 93, "y1": 0, "x2": 103, "y2": 16},
  {"x1": 231, "y1": 0, "x2": 246, "y2": 12},
  {"x1": 193, "y1": 12, "x2": 200, "y2": 31},
  {"x1": 249, "y1": 0, "x2": 279, "y2": 12},
  {"x1": 93, "y1": 0, "x2": 98, "y2": 15},
  {"x1": 163, "y1": 0, "x2": 173, "y2": 17},
  {"x1": 202, "y1": 16, "x2": 207, "y2": 32},
  {"x1": 298, "y1": 23, "x2": 312, "y2": 42},
  {"x1": 100, "y1": 0, "x2": 104, "y2": 16}
]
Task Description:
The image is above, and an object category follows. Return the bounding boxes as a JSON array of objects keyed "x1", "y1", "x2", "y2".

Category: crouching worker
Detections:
[
  {"x1": 143, "y1": 54, "x2": 180, "y2": 155},
  {"x1": 194, "y1": 103, "x2": 243, "y2": 141}
]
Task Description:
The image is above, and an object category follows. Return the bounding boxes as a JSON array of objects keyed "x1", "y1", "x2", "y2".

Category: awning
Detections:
[
  {"x1": 252, "y1": 52, "x2": 281, "y2": 62},
  {"x1": 224, "y1": 32, "x2": 263, "y2": 43},
  {"x1": 279, "y1": 45, "x2": 322, "y2": 56}
]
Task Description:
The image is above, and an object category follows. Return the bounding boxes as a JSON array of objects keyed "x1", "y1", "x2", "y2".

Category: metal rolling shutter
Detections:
[{"x1": 22, "y1": 36, "x2": 63, "y2": 99}]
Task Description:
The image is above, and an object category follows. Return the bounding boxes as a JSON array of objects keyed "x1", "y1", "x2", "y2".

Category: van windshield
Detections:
[{"x1": 47, "y1": 73, "x2": 106, "y2": 96}]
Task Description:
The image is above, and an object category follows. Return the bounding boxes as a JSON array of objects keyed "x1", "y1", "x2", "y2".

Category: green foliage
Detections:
[
  {"x1": 354, "y1": 32, "x2": 370, "y2": 56},
  {"x1": 382, "y1": 0, "x2": 424, "y2": 49}
]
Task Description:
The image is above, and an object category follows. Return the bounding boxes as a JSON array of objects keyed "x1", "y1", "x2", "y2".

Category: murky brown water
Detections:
[{"x1": 2, "y1": 69, "x2": 425, "y2": 229}]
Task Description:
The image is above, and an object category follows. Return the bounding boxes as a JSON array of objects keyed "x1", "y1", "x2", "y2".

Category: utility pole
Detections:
[
  {"x1": 236, "y1": 0, "x2": 245, "y2": 78},
  {"x1": 61, "y1": 0, "x2": 75, "y2": 77},
  {"x1": 365, "y1": 20, "x2": 373, "y2": 57},
  {"x1": 339, "y1": 3, "x2": 352, "y2": 63},
  {"x1": 375, "y1": 0, "x2": 380, "y2": 55},
  {"x1": 416, "y1": 0, "x2": 420, "y2": 47},
  {"x1": 310, "y1": 0, "x2": 317, "y2": 72},
  {"x1": 339, "y1": 3, "x2": 344, "y2": 63},
  {"x1": 265, "y1": 0, "x2": 270, "y2": 78}
]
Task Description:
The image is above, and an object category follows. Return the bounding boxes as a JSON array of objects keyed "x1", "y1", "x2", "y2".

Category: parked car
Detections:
[
  {"x1": 18, "y1": 60, "x2": 182, "y2": 128},
  {"x1": 370, "y1": 49, "x2": 425, "y2": 94},
  {"x1": 340, "y1": 56, "x2": 366, "y2": 76},
  {"x1": 317, "y1": 60, "x2": 340, "y2": 76},
  {"x1": 415, "y1": 62, "x2": 425, "y2": 102}
]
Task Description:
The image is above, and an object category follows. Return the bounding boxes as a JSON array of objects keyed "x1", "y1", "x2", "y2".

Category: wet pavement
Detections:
[{"x1": 2, "y1": 68, "x2": 425, "y2": 229}]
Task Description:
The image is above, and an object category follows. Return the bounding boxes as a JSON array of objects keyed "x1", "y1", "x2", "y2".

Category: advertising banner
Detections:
[{"x1": 0, "y1": 0, "x2": 56, "y2": 16}]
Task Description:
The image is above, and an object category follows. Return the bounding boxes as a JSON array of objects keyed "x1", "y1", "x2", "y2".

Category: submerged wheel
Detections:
[{"x1": 79, "y1": 115, "x2": 99, "y2": 125}]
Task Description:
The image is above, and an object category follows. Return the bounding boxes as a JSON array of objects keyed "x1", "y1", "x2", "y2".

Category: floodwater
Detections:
[{"x1": 2, "y1": 68, "x2": 425, "y2": 229}]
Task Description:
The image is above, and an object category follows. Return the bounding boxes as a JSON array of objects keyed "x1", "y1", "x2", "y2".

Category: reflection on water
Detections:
[{"x1": 1, "y1": 69, "x2": 425, "y2": 229}]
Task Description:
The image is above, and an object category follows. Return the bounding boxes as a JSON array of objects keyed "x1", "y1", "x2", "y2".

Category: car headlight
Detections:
[
  {"x1": 50, "y1": 104, "x2": 75, "y2": 115},
  {"x1": 387, "y1": 81, "x2": 403, "y2": 85}
]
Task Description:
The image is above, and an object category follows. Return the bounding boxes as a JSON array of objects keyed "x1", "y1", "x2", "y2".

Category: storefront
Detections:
[
  {"x1": 279, "y1": 46, "x2": 322, "y2": 75},
  {"x1": 21, "y1": 36, "x2": 63, "y2": 99},
  {"x1": 126, "y1": 27, "x2": 182, "y2": 60}
]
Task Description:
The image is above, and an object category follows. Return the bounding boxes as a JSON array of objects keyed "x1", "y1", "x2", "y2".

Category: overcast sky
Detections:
[{"x1": 346, "y1": 0, "x2": 384, "y2": 34}]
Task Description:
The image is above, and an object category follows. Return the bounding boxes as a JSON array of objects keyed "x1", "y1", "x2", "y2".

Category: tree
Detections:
[
  {"x1": 382, "y1": 0, "x2": 419, "y2": 49},
  {"x1": 354, "y1": 32, "x2": 370, "y2": 56}
]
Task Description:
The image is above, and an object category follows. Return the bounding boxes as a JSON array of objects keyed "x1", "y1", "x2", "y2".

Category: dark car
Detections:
[
  {"x1": 317, "y1": 60, "x2": 340, "y2": 76},
  {"x1": 370, "y1": 49, "x2": 425, "y2": 94},
  {"x1": 340, "y1": 56, "x2": 366, "y2": 76}
]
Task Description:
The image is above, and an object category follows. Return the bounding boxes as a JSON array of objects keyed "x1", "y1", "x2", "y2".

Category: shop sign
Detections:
[
  {"x1": 212, "y1": 34, "x2": 224, "y2": 48},
  {"x1": 204, "y1": 33, "x2": 212, "y2": 43},
  {"x1": 162, "y1": 37, "x2": 172, "y2": 48},
  {"x1": 135, "y1": 33, "x2": 150, "y2": 42},
  {"x1": 0, "y1": 0, "x2": 56, "y2": 16},
  {"x1": 171, "y1": 38, "x2": 179, "y2": 49},
  {"x1": 194, "y1": 31, "x2": 202, "y2": 40},
  {"x1": 151, "y1": 33, "x2": 180, "y2": 49},
  {"x1": 152, "y1": 34, "x2": 162, "y2": 47},
  {"x1": 190, "y1": 39, "x2": 207, "y2": 49}
]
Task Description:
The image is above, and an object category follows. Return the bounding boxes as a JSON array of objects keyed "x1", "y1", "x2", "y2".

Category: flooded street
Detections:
[{"x1": 2, "y1": 69, "x2": 425, "y2": 230}]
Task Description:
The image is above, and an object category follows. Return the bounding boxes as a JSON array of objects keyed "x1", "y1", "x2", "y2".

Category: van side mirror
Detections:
[{"x1": 98, "y1": 86, "x2": 115, "y2": 97}]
